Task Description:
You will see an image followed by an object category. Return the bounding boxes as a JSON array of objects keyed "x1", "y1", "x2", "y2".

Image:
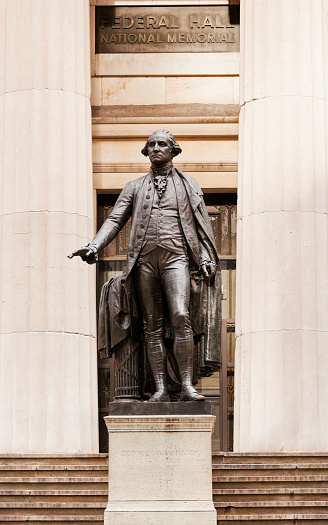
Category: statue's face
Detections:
[{"x1": 147, "y1": 133, "x2": 172, "y2": 165}]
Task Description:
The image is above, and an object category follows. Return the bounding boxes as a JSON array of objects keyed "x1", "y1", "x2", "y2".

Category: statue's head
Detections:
[{"x1": 141, "y1": 130, "x2": 182, "y2": 165}]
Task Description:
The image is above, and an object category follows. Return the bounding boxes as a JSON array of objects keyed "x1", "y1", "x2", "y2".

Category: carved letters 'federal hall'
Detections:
[{"x1": 95, "y1": 6, "x2": 240, "y2": 53}]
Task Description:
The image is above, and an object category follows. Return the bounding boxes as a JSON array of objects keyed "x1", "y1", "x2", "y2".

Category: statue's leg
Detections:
[
  {"x1": 161, "y1": 252, "x2": 205, "y2": 402},
  {"x1": 134, "y1": 254, "x2": 170, "y2": 402}
]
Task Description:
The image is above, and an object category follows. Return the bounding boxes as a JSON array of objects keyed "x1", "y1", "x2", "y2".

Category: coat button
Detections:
[
  {"x1": 129, "y1": 252, "x2": 134, "y2": 257},
  {"x1": 142, "y1": 214, "x2": 146, "y2": 219},
  {"x1": 143, "y1": 204, "x2": 148, "y2": 209},
  {"x1": 137, "y1": 234, "x2": 141, "y2": 239},
  {"x1": 146, "y1": 195, "x2": 150, "y2": 199},
  {"x1": 140, "y1": 224, "x2": 144, "y2": 229}
]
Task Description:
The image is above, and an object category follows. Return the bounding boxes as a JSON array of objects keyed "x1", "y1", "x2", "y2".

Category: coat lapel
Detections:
[{"x1": 176, "y1": 169, "x2": 203, "y2": 212}]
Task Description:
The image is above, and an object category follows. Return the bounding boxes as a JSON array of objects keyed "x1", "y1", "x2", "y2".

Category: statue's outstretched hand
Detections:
[
  {"x1": 67, "y1": 246, "x2": 98, "y2": 265},
  {"x1": 200, "y1": 261, "x2": 216, "y2": 281}
]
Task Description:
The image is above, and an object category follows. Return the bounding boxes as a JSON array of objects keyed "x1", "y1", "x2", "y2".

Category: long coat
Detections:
[
  {"x1": 91, "y1": 168, "x2": 219, "y2": 276},
  {"x1": 95, "y1": 168, "x2": 222, "y2": 381}
]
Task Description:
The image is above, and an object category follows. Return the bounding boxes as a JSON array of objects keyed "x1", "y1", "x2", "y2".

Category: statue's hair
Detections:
[{"x1": 141, "y1": 130, "x2": 182, "y2": 158}]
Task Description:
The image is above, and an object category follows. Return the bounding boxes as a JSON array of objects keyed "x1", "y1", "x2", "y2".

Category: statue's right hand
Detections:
[{"x1": 67, "y1": 246, "x2": 98, "y2": 264}]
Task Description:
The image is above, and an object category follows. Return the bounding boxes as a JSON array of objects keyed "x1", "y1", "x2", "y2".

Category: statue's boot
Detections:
[
  {"x1": 175, "y1": 330, "x2": 205, "y2": 402},
  {"x1": 146, "y1": 340, "x2": 170, "y2": 403}
]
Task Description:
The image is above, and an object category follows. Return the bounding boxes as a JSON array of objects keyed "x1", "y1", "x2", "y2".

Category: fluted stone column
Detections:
[
  {"x1": 0, "y1": 1, "x2": 98, "y2": 453},
  {"x1": 235, "y1": 0, "x2": 328, "y2": 452}
]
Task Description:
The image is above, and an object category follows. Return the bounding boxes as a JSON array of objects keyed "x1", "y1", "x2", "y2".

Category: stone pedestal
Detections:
[{"x1": 104, "y1": 403, "x2": 216, "y2": 525}]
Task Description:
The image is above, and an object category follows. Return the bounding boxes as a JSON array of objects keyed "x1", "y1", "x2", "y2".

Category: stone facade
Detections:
[{"x1": 0, "y1": 0, "x2": 327, "y2": 455}]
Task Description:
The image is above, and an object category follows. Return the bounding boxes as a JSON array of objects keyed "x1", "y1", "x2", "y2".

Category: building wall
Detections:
[{"x1": 89, "y1": 0, "x2": 239, "y2": 197}]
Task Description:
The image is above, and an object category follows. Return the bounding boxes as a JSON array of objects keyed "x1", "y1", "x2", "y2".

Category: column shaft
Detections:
[
  {"x1": 0, "y1": 0, "x2": 98, "y2": 453},
  {"x1": 235, "y1": 0, "x2": 328, "y2": 452}
]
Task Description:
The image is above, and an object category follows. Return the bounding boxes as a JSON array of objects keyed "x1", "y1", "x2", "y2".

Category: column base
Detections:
[{"x1": 104, "y1": 411, "x2": 216, "y2": 525}]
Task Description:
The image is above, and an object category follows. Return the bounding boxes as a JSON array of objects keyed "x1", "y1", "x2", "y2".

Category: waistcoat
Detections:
[{"x1": 140, "y1": 173, "x2": 187, "y2": 255}]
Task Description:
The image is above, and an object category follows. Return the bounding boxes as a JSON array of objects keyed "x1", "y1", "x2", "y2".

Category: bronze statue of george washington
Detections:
[{"x1": 69, "y1": 130, "x2": 221, "y2": 402}]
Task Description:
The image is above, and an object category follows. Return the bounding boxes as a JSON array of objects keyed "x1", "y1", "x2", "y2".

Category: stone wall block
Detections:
[
  {"x1": 237, "y1": 214, "x2": 252, "y2": 336},
  {"x1": 0, "y1": 332, "x2": 97, "y2": 453},
  {"x1": 91, "y1": 77, "x2": 101, "y2": 106},
  {"x1": 317, "y1": 331, "x2": 328, "y2": 450},
  {"x1": 235, "y1": 217, "x2": 242, "y2": 337},
  {"x1": 281, "y1": 330, "x2": 302, "y2": 451},
  {"x1": 28, "y1": 335, "x2": 47, "y2": 452},
  {"x1": 323, "y1": 1, "x2": 328, "y2": 96},
  {"x1": 281, "y1": 211, "x2": 301, "y2": 330},
  {"x1": 11, "y1": 332, "x2": 31, "y2": 452},
  {"x1": 0, "y1": 211, "x2": 95, "y2": 337},
  {"x1": 166, "y1": 77, "x2": 236, "y2": 105},
  {"x1": 281, "y1": 96, "x2": 301, "y2": 212},
  {"x1": 236, "y1": 105, "x2": 252, "y2": 219},
  {"x1": 263, "y1": 212, "x2": 283, "y2": 331},
  {"x1": 250, "y1": 213, "x2": 266, "y2": 333},
  {"x1": 241, "y1": 0, "x2": 328, "y2": 105},
  {"x1": 101, "y1": 77, "x2": 165, "y2": 106},
  {"x1": 315, "y1": 213, "x2": 328, "y2": 332},
  {"x1": 299, "y1": 212, "x2": 316, "y2": 331},
  {"x1": 0, "y1": 338, "x2": 14, "y2": 452},
  {"x1": 0, "y1": 0, "x2": 90, "y2": 96},
  {"x1": 239, "y1": 96, "x2": 328, "y2": 217},
  {"x1": 264, "y1": 330, "x2": 284, "y2": 451},
  {"x1": 249, "y1": 103, "x2": 266, "y2": 215},
  {"x1": 0, "y1": 90, "x2": 93, "y2": 217},
  {"x1": 235, "y1": 330, "x2": 322, "y2": 452},
  {"x1": 300, "y1": 330, "x2": 319, "y2": 450},
  {"x1": 248, "y1": 332, "x2": 266, "y2": 451},
  {"x1": 234, "y1": 334, "x2": 251, "y2": 451}
]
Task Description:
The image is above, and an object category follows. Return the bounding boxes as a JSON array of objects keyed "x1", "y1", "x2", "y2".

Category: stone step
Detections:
[
  {"x1": 213, "y1": 487, "x2": 328, "y2": 502},
  {"x1": 0, "y1": 477, "x2": 108, "y2": 483},
  {"x1": 212, "y1": 466, "x2": 328, "y2": 477},
  {"x1": 0, "y1": 455, "x2": 107, "y2": 466},
  {"x1": 0, "y1": 502, "x2": 106, "y2": 517},
  {"x1": 212, "y1": 462, "x2": 328, "y2": 471},
  {"x1": 212, "y1": 453, "x2": 328, "y2": 465},
  {"x1": 0, "y1": 502, "x2": 107, "y2": 508},
  {"x1": 215, "y1": 501, "x2": 328, "y2": 508},
  {"x1": 0, "y1": 490, "x2": 107, "y2": 502},
  {"x1": 0, "y1": 465, "x2": 108, "y2": 470},
  {"x1": 1, "y1": 453, "x2": 327, "y2": 524},
  {"x1": 0, "y1": 516, "x2": 103, "y2": 523},
  {"x1": 0, "y1": 477, "x2": 108, "y2": 491},
  {"x1": 213, "y1": 474, "x2": 328, "y2": 488},
  {"x1": 0, "y1": 465, "x2": 107, "y2": 477},
  {"x1": 216, "y1": 517, "x2": 328, "y2": 524},
  {"x1": 215, "y1": 501, "x2": 328, "y2": 516}
]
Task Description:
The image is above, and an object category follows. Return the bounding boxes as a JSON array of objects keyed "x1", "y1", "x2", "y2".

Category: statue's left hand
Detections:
[{"x1": 200, "y1": 262, "x2": 216, "y2": 280}]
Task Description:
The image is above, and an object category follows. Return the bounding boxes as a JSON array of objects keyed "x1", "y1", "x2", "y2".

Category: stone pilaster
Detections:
[
  {"x1": 235, "y1": 0, "x2": 328, "y2": 451},
  {"x1": 0, "y1": 1, "x2": 98, "y2": 452}
]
